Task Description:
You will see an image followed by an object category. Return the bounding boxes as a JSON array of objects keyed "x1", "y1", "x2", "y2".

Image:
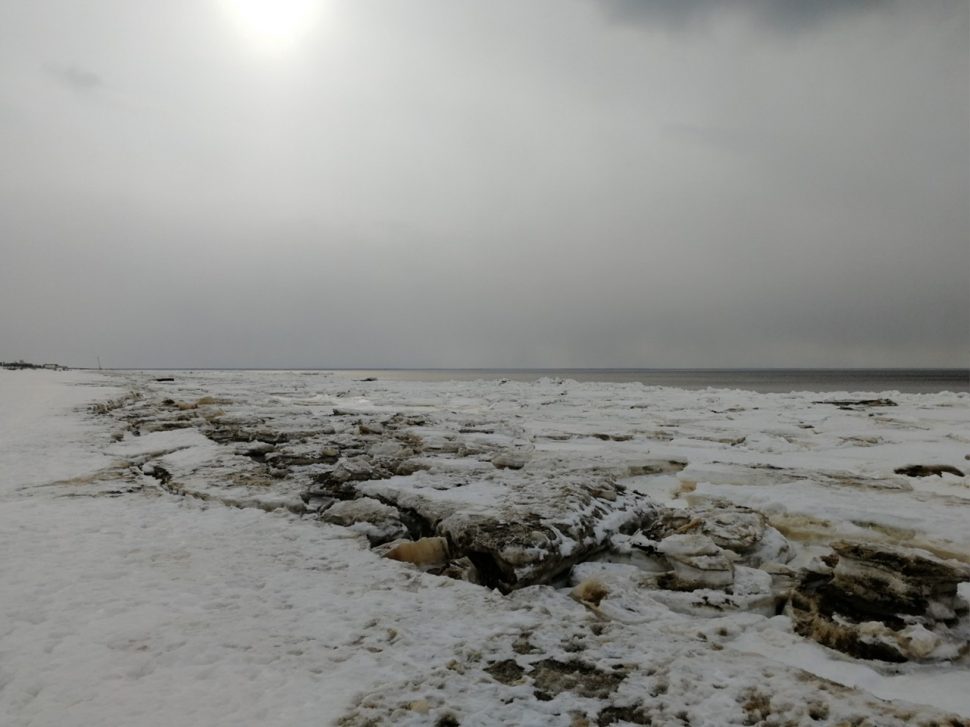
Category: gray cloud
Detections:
[
  {"x1": 0, "y1": 0, "x2": 966, "y2": 369},
  {"x1": 46, "y1": 63, "x2": 103, "y2": 91},
  {"x1": 599, "y1": 0, "x2": 895, "y2": 34}
]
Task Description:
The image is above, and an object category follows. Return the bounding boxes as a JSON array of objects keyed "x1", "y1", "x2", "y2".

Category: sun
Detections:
[{"x1": 221, "y1": 0, "x2": 320, "y2": 52}]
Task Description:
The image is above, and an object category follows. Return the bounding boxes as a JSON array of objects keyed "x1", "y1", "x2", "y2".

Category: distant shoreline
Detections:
[
  {"x1": 87, "y1": 367, "x2": 970, "y2": 372},
  {"x1": 0, "y1": 361, "x2": 68, "y2": 371},
  {"x1": 79, "y1": 367, "x2": 970, "y2": 394}
]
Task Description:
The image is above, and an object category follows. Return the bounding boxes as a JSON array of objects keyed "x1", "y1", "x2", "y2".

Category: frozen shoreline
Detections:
[{"x1": 1, "y1": 370, "x2": 968, "y2": 726}]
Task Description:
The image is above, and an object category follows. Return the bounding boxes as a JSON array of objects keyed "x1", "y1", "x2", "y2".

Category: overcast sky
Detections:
[{"x1": 1, "y1": 0, "x2": 967, "y2": 369}]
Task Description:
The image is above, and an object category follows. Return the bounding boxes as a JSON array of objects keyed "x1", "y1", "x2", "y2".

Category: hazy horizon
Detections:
[
  {"x1": 23, "y1": 364, "x2": 964, "y2": 395},
  {"x1": 56, "y1": 365, "x2": 970, "y2": 372},
  {"x1": 2, "y1": 1, "x2": 967, "y2": 370}
]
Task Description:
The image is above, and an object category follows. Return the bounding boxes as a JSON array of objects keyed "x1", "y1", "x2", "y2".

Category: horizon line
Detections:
[{"x1": 75, "y1": 366, "x2": 970, "y2": 373}]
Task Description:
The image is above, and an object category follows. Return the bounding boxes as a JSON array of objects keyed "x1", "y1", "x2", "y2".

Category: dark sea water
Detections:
[{"x1": 328, "y1": 369, "x2": 969, "y2": 394}]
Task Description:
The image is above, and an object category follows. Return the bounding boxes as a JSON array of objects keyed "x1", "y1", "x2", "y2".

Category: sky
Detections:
[{"x1": 1, "y1": 0, "x2": 967, "y2": 369}]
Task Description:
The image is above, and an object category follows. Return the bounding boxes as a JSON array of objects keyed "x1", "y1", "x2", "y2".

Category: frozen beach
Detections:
[{"x1": 1, "y1": 369, "x2": 968, "y2": 726}]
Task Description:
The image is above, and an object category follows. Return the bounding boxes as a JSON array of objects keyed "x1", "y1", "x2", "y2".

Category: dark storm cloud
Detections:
[
  {"x1": 46, "y1": 63, "x2": 103, "y2": 91},
  {"x1": 599, "y1": 0, "x2": 895, "y2": 34}
]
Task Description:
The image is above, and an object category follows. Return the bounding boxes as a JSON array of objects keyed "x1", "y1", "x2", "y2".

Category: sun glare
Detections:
[{"x1": 221, "y1": 0, "x2": 319, "y2": 52}]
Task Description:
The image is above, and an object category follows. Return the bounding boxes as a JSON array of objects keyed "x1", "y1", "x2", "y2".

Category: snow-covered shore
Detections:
[{"x1": 1, "y1": 370, "x2": 968, "y2": 726}]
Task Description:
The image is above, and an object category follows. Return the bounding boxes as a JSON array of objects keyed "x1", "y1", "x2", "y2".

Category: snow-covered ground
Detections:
[{"x1": 1, "y1": 369, "x2": 968, "y2": 726}]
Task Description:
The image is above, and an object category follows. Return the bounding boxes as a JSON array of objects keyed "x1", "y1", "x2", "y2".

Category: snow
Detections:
[
  {"x1": 731, "y1": 618, "x2": 970, "y2": 718},
  {"x1": 1, "y1": 369, "x2": 968, "y2": 726},
  {"x1": 0, "y1": 372, "x2": 508, "y2": 726}
]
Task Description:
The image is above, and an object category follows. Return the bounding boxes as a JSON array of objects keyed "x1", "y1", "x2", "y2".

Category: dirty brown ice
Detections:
[
  {"x1": 87, "y1": 373, "x2": 970, "y2": 724},
  {"x1": 97, "y1": 378, "x2": 970, "y2": 664}
]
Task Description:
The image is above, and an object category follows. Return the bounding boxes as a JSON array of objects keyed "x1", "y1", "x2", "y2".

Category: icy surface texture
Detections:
[{"x1": 1, "y1": 369, "x2": 968, "y2": 726}]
